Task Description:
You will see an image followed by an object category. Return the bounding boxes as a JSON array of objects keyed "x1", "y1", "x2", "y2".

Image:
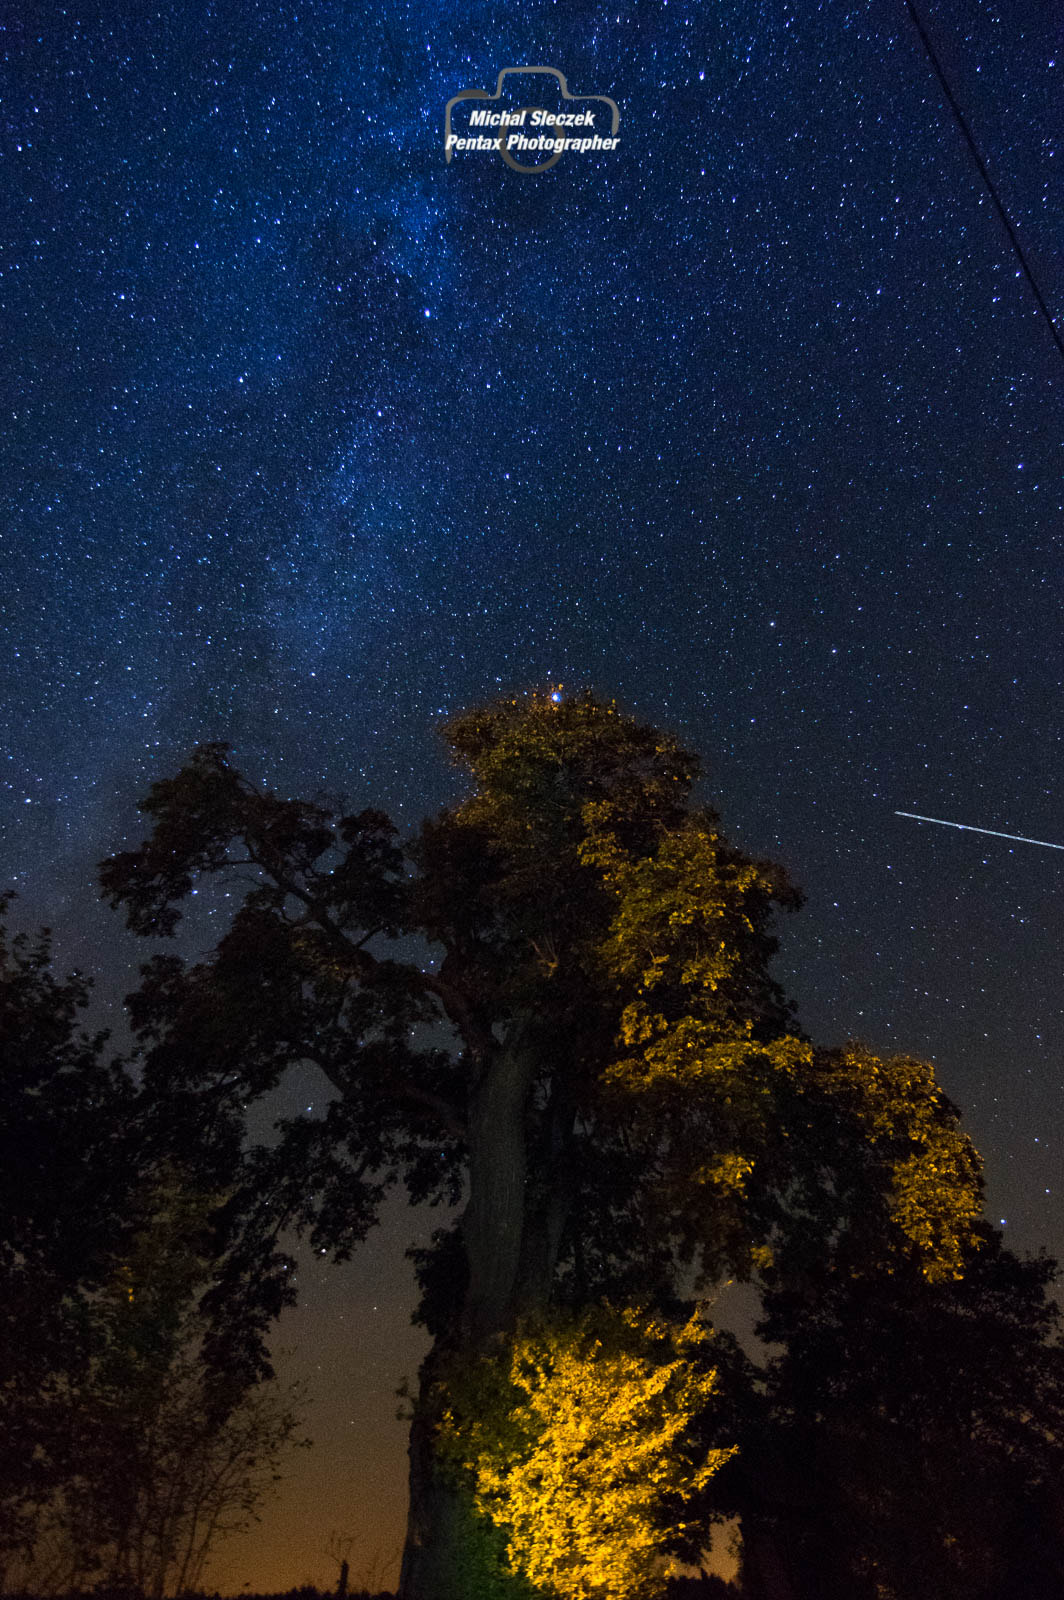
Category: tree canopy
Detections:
[
  {"x1": 6, "y1": 1176, "x2": 307, "y2": 1598},
  {"x1": 95, "y1": 689, "x2": 1060, "y2": 1600},
  {"x1": 0, "y1": 899, "x2": 306, "y2": 1595},
  {"x1": 0, "y1": 899, "x2": 141, "y2": 1563}
]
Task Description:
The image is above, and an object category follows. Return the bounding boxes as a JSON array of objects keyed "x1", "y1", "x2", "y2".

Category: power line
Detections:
[{"x1": 902, "y1": 0, "x2": 1064, "y2": 367}]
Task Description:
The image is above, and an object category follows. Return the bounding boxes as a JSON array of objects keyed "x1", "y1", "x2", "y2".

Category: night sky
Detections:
[{"x1": 4, "y1": 0, "x2": 1064, "y2": 1588}]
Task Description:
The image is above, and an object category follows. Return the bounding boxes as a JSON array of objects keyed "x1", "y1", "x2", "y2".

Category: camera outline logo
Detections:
[{"x1": 444, "y1": 66, "x2": 620, "y2": 173}]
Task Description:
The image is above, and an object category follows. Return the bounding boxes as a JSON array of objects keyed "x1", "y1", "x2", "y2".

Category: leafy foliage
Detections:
[
  {"x1": 436, "y1": 1306, "x2": 732, "y2": 1600},
  {"x1": 0, "y1": 896, "x2": 306, "y2": 1595},
  {"x1": 93, "y1": 689, "x2": 1032, "y2": 1599},
  {"x1": 735, "y1": 1224, "x2": 1064, "y2": 1600},
  {"x1": 0, "y1": 898, "x2": 141, "y2": 1562},
  {"x1": 7, "y1": 1178, "x2": 307, "y2": 1598}
]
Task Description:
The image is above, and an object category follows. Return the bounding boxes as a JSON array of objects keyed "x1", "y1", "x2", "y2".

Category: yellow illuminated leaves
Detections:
[
  {"x1": 581, "y1": 825, "x2": 758, "y2": 996},
  {"x1": 695, "y1": 1153, "x2": 755, "y2": 1194},
  {"x1": 437, "y1": 1306, "x2": 732, "y2": 1600},
  {"x1": 814, "y1": 1046, "x2": 984, "y2": 1281},
  {"x1": 608, "y1": 1011, "x2": 810, "y2": 1092}
]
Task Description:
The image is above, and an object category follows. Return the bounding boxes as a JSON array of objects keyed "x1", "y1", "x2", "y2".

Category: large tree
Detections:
[{"x1": 100, "y1": 690, "x2": 986, "y2": 1598}]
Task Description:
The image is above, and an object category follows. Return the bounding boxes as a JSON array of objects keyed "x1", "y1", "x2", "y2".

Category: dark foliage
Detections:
[
  {"x1": 665, "y1": 1579, "x2": 739, "y2": 1600},
  {"x1": 0, "y1": 894, "x2": 305, "y2": 1586},
  {"x1": 0, "y1": 1590, "x2": 393, "y2": 1600},
  {"x1": 91, "y1": 692, "x2": 1064, "y2": 1600},
  {"x1": 729, "y1": 1224, "x2": 1064, "y2": 1599},
  {"x1": 0, "y1": 898, "x2": 144, "y2": 1555}
]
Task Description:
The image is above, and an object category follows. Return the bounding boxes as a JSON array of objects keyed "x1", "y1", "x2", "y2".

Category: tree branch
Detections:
[{"x1": 304, "y1": 1047, "x2": 466, "y2": 1142}]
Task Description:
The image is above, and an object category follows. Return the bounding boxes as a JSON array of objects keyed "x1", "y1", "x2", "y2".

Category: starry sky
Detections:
[{"x1": 4, "y1": 0, "x2": 1064, "y2": 1588}]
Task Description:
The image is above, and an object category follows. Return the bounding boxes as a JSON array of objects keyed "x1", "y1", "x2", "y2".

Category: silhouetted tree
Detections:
[
  {"x1": 731, "y1": 1223, "x2": 1064, "y2": 1600},
  {"x1": 7, "y1": 1176, "x2": 307, "y2": 1597},
  {"x1": 0, "y1": 895, "x2": 305, "y2": 1595},
  {"x1": 0, "y1": 897, "x2": 141, "y2": 1571},
  {"x1": 324, "y1": 1531, "x2": 354, "y2": 1597},
  {"x1": 99, "y1": 691, "x2": 991, "y2": 1599}
]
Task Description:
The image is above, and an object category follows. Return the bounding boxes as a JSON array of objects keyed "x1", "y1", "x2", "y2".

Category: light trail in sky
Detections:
[{"x1": 895, "y1": 811, "x2": 1064, "y2": 851}]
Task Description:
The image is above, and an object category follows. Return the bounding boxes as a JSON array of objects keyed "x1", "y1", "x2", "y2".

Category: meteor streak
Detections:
[{"x1": 895, "y1": 811, "x2": 1064, "y2": 851}]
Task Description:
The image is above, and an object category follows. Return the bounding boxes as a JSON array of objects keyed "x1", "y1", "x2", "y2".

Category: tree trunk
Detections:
[
  {"x1": 514, "y1": 1087, "x2": 572, "y2": 1317},
  {"x1": 398, "y1": 1037, "x2": 537, "y2": 1600},
  {"x1": 397, "y1": 1376, "x2": 475, "y2": 1600},
  {"x1": 460, "y1": 1040, "x2": 535, "y2": 1342}
]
